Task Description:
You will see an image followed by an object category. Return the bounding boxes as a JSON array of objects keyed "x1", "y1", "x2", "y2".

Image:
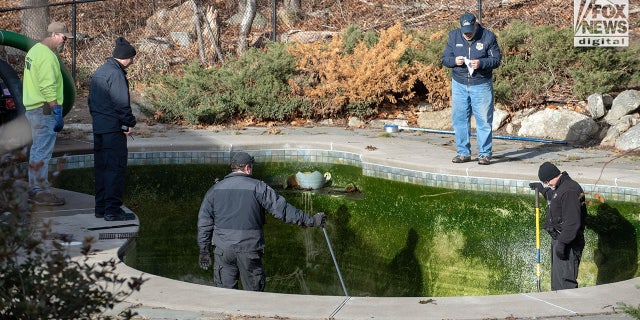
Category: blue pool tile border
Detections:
[{"x1": 54, "y1": 149, "x2": 639, "y2": 203}]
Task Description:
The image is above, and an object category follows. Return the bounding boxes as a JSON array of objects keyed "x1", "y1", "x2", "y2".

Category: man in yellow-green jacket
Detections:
[{"x1": 23, "y1": 21, "x2": 73, "y2": 206}]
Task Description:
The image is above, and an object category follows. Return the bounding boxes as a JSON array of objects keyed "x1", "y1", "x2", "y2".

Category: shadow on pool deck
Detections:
[{"x1": 45, "y1": 125, "x2": 640, "y2": 320}]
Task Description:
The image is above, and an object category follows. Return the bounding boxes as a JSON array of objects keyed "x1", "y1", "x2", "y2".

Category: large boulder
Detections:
[
  {"x1": 518, "y1": 108, "x2": 598, "y2": 144},
  {"x1": 416, "y1": 107, "x2": 509, "y2": 132},
  {"x1": 417, "y1": 108, "x2": 451, "y2": 130},
  {"x1": 600, "y1": 115, "x2": 638, "y2": 147},
  {"x1": 604, "y1": 90, "x2": 640, "y2": 125},
  {"x1": 615, "y1": 123, "x2": 640, "y2": 151}
]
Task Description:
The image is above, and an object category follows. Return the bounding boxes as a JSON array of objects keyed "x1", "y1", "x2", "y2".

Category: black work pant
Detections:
[
  {"x1": 213, "y1": 246, "x2": 265, "y2": 291},
  {"x1": 550, "y1": 239, "x2": 582, "y2": 290},
  {"x1": 93, "y1": 132, "x2": 128, "y2": 217}
]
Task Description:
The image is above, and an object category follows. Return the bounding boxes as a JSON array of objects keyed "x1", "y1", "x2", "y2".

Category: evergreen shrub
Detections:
[
  {"x1": 147, "y1": 43, "x2": 308, "y2": 124},
  {"x1": 144, "y1": 21, "x2": 640, "y2": 125}
]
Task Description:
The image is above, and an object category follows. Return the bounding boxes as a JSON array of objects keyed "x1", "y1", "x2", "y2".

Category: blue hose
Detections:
[{"x1": 398, "y1": 126, "x2": 568, "y2": 145}]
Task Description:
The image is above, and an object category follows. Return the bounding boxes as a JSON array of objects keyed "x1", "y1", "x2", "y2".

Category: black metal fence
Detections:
[{"x1": 0, "y1": 0, "x2": 499, "y2": 85}]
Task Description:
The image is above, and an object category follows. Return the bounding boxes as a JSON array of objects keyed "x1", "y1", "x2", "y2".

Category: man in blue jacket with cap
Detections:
[{"x1": 442, "y1": 13, "x2": 501, "y2": 165}]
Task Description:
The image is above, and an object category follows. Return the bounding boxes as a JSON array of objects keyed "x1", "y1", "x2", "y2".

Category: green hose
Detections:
[{"x1": 0, "y1": 29, "x2": 75, "y2": 116}]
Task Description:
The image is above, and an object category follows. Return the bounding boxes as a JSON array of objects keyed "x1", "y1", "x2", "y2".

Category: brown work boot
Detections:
[
  {"x1": 478, "y1": 155, "x2": 491, "y2": 165},
  {"x1": 451, "y1": 155, "x2": 471, "y2": 163}
]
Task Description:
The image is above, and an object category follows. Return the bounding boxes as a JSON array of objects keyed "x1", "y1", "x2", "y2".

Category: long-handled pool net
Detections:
[{"x1": 322, "y1": 226, "x2": 349, "y2": 297}]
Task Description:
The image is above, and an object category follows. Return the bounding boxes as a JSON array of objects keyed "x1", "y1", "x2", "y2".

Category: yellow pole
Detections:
[{"x1": 535, "y1": 189, "x2": 541, "y2": 292}]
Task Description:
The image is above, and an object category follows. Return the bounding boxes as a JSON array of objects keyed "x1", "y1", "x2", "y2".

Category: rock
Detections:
[
  {"x1": 604, "y1": 90, "x2": 640, "y2": 125},
  {"x1": 492, "y1": 108, "x2": 510, "y2": 131},
  {"x1": 137, "y1": 37, "x2": 173, "y2": 54},
  {"x1": 348, "y1": 117, "x2": 365, "y2": 128},
  {"x1": 227, "y1": 12, "x2": 268, "y2": 29},
  {"x1": 370, "y1": 119, "x2": 408, "y2": 128},
  {"x1": 600, "y1": 115, "x2": 640, "y2": 147},
  {"x1": 318, "y1": 118, "x2": 334, "y2": 126},
  {"x1": 586, "y1": 93, "x2": 606, "y2": 119},
  {"x1": 415, "y1": 107, "x2": 508, "y2": 132},
  {"x1": 144, "y1": 0, "x2": 197, "y2": 38},
  {"x1": 602, "y1": 94, "x2": 614, "y2": 108},
  {"x1": 518, "y1": 108, "x2": 598, "y2": 144},
  {"x1": 615, "y1": 124, "x2": 640, "y2": 151},
  {"x1": 505, "y1": 123, "x2": 514, "y2": 135},
  {"x1": 281, "y1": 30, "x2": 338, "y2": 43},
  {"x1": 417, "y1": 108, "x2": 451, "y2": 130},
  {"x1": 510, "y1": 108, "x2": 537, "y2": 126},
  {"x1": 170, "y1": 32, "x2": 191, "y2": 47}
]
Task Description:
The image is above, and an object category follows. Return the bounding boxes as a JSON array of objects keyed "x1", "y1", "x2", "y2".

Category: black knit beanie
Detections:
[
  {"x1": 112, "y1": 37, "x2": 136, "y2": 59},
  {"x1": 538, "y1": 162, "x2": 561, "y2": 182}
]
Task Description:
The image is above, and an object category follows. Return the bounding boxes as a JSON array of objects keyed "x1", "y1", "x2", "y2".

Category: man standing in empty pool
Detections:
[
  {"x1": 197, "y1": 151, "x2": 327, "y2": 291},
  {"x1": 530, "y1": 162, "x2": 587, "y2": 290}
]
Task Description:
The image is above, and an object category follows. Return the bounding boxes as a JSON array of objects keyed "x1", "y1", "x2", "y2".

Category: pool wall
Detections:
[{"x1": 52, "y1": 148, "x2": 640, "y2": 203}]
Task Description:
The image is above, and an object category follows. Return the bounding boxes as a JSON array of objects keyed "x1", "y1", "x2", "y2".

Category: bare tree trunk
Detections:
[
  {"x1": 237, "y1": 0, "x2": 256, "y2": 55},
  {"x1": 194, "y1": 12, "x2": 206, "y2": 64},
  {"x1": 21, "y1": 0, "x2": 50, "y2": 40},
  {"x1": 202, "y1": 7, "x2": 225, "y2": 63}
]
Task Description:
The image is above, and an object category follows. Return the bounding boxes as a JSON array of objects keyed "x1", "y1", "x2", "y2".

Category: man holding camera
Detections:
[
  {"x1": 197, "y1": 152, "x2": 326, "y2": 291},
  {"x1": 88, "y1": 37, "x2": 137, "y2": 221}
]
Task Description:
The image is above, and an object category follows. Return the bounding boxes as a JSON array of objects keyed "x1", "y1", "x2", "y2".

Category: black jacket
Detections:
[
  {"x1": 541, "y1": 172, "x2": 587, "y2": 247},
  {"x1": 197, "y1": 172, "x2": 315, "y2": 253},
  {"x1": 88, "y1": 58, "x2": 136, "y2": 134}
]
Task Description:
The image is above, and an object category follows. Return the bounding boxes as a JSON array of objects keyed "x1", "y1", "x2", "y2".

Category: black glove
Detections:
[
  {"x1": 52, "y1": 105, "x2": 64, "y2": 132},
  {"x1": 555, "y1": 242, "x2": 568, "y2": 260},
  {"x1": 312, "y1": 212, "x2": 326, "y2": 228},
  {"x1": 529, "y1": 182, "x2": 544, "y2": 193},
  {"x1": 199, "y1": 251, "x2": 212, "y2": 270}
]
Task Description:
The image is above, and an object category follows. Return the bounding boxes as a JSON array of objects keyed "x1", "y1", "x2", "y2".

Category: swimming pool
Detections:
[{"x1": 55, "y1": 154, "x2": 640, "y2": 297}]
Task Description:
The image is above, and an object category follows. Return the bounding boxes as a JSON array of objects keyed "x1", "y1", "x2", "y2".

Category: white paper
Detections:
[{"x1": 464, "y1": 57, "x2": 474, "y2": 75}]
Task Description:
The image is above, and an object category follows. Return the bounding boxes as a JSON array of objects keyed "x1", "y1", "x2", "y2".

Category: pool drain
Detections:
[{"x1": 98, "y1": 232, "x2": 138, "y2": 240}]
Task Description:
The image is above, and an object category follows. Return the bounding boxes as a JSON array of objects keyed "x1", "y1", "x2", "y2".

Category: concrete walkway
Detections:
[{"x1": 41, "y1": 124, "x2": 640, "y2": 320}]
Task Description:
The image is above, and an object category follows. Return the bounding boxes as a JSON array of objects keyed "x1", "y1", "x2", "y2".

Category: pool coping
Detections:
[{"x1": 43, "y1": 126, "x2": 640, "y2": 320}]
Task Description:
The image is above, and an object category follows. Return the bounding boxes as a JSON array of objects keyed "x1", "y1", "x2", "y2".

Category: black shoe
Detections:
[
  {"x1": 95, "y1": 212, "x2": 104, "y2": 218},
  {"x1": 104, "y1": 209, "x2": 136, "y2": 221},
  {"x1": 478, "y1": 155, "x2": 491, "y2": 165},
  {"x1": 451, "y1": 155, "x2": 471, "y2": 163}
]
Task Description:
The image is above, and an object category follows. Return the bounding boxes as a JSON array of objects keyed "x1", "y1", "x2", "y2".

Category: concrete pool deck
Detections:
[{"x1": 40, "y1": 124, "x2": 640, "y2": 320}]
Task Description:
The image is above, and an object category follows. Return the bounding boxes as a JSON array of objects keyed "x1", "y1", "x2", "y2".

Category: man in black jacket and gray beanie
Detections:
[
  {"x1": 530, "y1": 162, "x2": 587, "y2": 290},
  {"x1": 197, "y1": 152, "x2": 326, "y2": 291},
  {"x1": 88, "y1": 37, "x2": 137, "y2": 221}
]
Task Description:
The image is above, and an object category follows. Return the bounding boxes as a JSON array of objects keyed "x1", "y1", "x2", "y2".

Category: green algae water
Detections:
[{"x1": 56, "y1": 163, "x2": 640, "y2": 297}]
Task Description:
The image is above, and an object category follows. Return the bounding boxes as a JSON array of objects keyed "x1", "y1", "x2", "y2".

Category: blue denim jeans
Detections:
[
  {"x1": 25, "y1": 107, "x2": 57, "y2": 193},
  {"x1": 451, "y1": 79, "x2": 494, "y2": 158}
]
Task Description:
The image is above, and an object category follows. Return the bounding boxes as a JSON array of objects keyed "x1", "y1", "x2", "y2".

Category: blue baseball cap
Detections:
[{"x1": 460, "y1": 13, "x2": 476, "y2": 33}]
